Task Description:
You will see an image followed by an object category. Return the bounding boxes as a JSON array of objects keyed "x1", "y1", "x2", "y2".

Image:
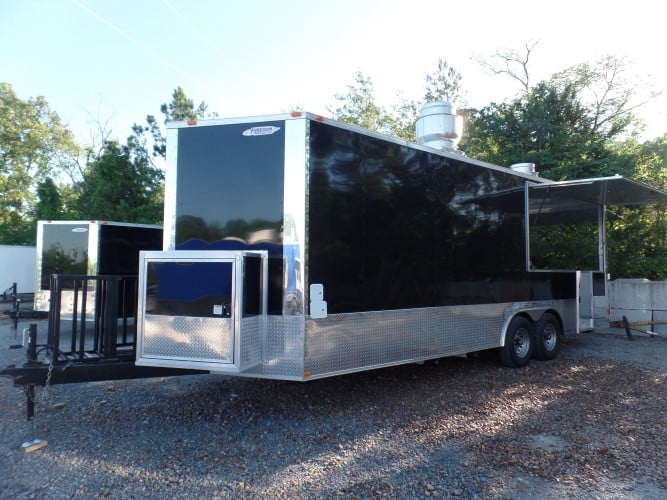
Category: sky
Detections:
[{"x1": 1, "y1": 0, "x2": 666, "y2": 146}]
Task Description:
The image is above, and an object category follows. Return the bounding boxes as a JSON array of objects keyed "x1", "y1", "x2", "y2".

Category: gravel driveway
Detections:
[{"x1": 1, "y1": 318, "x2": 666, "y2": 499}]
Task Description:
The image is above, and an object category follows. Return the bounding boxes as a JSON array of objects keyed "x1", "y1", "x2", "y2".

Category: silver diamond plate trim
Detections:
[
  {"x1": 140, "y1": 300, "x2": 576, "y2": 380},
  {"x1": 304, "y1": 300, "x2": 576, "y2": 378},
  {"x1": 142, "y1": 314, "x2": 234, "y2": 363},
  {"x1": 239, "y1": 316, "x2": 262, "y2": 369},
  {"x1": 241, "y1": 315, "x2": 305, "y2": 378}
]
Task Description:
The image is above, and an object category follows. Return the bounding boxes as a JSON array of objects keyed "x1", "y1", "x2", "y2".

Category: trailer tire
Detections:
[
  {"x1": 499, "y1": 316, "x2": 534, "y2": 368},
  {"x1": 533, "y1": 312, "x2": 562, "y2": 361}
]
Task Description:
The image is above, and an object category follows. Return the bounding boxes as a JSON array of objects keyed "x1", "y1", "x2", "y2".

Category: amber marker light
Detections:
[{"x1": 303, "y1": 371, "x2": 312, "y2": 379}]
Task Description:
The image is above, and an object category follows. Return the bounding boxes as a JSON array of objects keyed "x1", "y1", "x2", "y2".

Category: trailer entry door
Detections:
[
  {"x1": 577, "y1": 271, "x2": 607, "y2": 331},
  {"x1": 136, "y1": 250, "x2": 267, "y2": 372}
]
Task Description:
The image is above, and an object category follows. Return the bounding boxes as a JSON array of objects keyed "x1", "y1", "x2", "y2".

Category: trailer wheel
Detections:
[
  {"x1": 533, "y1": 312, "x2": 562, "y2": 361},
  {"x1": 499, "y1": 316, "x2": 534, "y2": 367}
]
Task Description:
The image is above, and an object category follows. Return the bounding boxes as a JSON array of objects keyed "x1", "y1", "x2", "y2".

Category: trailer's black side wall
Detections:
[
  {"x1": 98, "y1": 225, "x2": 163, "y2": 275},
  {"x1": 174, "y1": 123, "x2": 285, "y2": 314},
  {"x1": 307, "y1": 120, "x2": 574, "y2": 313}
]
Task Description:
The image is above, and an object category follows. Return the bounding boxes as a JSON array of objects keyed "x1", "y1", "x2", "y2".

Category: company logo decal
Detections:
[{"x1": 242, "y1": 126, "x2": 280, "y2": 136}]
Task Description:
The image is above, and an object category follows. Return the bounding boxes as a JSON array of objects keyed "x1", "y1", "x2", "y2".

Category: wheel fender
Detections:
[{"x1": 499, "y1": 308, "x2": 546, "y2": 346}]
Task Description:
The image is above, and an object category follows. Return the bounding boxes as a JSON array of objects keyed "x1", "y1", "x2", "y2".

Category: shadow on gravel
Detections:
[{"x1": 2, "y1": 331, "x2": 667, "y2": 498}]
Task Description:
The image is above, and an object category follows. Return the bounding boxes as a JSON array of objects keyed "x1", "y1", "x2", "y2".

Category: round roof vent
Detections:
[
  {"x1": 416, "y1": 101, "x2": 463, "y2": 151},
  {"x1": 510, "y1": 163, "x2": 538, "y2": 176}
]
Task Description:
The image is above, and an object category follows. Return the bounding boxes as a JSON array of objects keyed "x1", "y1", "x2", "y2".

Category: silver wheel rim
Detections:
[
  {"x1": 514, "y1": 328, "x2": 530, "y2": 358},
  {"x1": 542, "y1": 323, "x2": 558, "y2": 352}
]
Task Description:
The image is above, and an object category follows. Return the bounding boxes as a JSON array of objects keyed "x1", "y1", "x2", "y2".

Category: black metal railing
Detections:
[
  {"x1": 47, "y1": 274, "x2": 139, "y2": 365},
  {"x1": 1, "y1": 274, "x2": 207, "y2": 420}
]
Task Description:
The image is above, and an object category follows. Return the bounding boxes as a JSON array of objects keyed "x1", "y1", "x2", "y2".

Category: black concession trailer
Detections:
[{"x1": 134, "y1": 110, "x2": 667, "y2": 380}]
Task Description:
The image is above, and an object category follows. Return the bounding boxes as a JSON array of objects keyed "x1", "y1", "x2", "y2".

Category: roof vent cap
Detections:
[
  {"x1": 416, "y1": 101, "x2": 463, "y2": 151},
  {"x1": 510, "y1": 162, "x2": 538, "y2": 176}
]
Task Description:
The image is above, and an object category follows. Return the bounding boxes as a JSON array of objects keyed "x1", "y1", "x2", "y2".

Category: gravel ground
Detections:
[{"x1": 1, "y1": 316, "x2": 666, "y2": 499}]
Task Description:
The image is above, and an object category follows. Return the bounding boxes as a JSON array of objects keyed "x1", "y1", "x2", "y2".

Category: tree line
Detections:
[
  {"x1": 0, "y1": 85, "x2": 207, "y2": 245},
  {"x1": 1, "y1": 47, "x2": 666, "y2": 279}
]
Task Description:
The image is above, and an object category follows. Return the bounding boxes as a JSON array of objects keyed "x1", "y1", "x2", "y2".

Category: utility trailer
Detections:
[
  {"x1": 2, "y1": 221, "x2": 179, "y2": 418},
  {"x1": 135, "y1": 110, "x2": 667, "y2": 380},
  {"x1": 34, "y1": 220, "x2": 163, "y2": 316}
]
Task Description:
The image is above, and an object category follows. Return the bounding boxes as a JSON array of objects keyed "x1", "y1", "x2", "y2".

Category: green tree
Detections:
[
  {"x1": 0, "y1": 83, "x2": 79, "y2": 243},
  {"x1": 389, "y1": 94, "x2": 420, "y2": 141},
  {"x1": 142, "y1": 86, "x2": 215, "y2": 160},
  {"x1": 459, "y1": 54, "x2": 665, "y2": 278},
  {"x1": 71, "y1": 87, "x2": 212, "y2": 225},
  {"x1": 328, "y1": 71, "x2": 395, "y2": 134},
  {"x1": 75, "y1": 140, "x2": 163, "y2": 224},
  {"x1": 461, "y1": 56, "x2": 645, "y2": 180},
  {"x1": 461, "y1": 80, "x2": 598, "y2": 178},
  {"x1": 160, "y1": 86, "x2": 204, "y2": 122},
  {"x1": 423, "y1": 58, "x2": 465, "y2": 104},
  {"x1": 606, "y1": 135, "x2": 667, "y2": 279},
  {"x1": 35, "y1": 177, "x2": 63, "y2": 220}
]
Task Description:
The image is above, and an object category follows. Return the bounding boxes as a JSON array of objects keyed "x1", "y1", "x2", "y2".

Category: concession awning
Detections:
[
  {"x1": 466, "y1": 175, "x2": 667, "y2": 219},
  {"x1": 528, "y1": 175, "x2": 667, "y2": 211}
]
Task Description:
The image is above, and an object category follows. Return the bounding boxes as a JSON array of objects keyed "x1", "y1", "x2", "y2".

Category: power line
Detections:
[{"x1": 70, "y1": 0, "x2": 207, "y2": 93}]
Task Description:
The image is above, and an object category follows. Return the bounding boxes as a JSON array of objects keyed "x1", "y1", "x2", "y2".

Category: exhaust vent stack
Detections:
[
  {"x1": 510, "y1": 162, "x2": 538, "y2": 176},
  {"x1": 416, "y1": 101, "x2": 463, "y2": 151}
]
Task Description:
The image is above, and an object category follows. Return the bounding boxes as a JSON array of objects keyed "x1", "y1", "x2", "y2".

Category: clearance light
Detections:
[
  {"x1": 290, "y1": 111, "x2": 303, "y2": 117},
  {"x1": 187, "y1": 119, "x2": 197, "y2": 126},
  {"x1": 303, "y1": 371, "x2": 312, "y2": 379},
  {"x1": 314, "y1": 115, "x2": 325, "y2": 122}
]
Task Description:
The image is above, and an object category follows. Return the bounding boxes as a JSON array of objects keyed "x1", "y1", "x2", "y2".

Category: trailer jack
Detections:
[{"x1": 608, "y1": 316, "x2": 667, "y2": 341}]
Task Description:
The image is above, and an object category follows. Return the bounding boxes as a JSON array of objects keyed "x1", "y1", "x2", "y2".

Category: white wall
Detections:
[
  {"x1": 0, "y1": 245, "x2": 36, "y2": 294},
  {"x1": 608, "y1": 279, "x2": 667, "y2": 333}
]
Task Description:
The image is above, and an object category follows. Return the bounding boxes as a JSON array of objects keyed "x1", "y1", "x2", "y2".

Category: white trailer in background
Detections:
[{"x1": 0, "y1": 245, "x2": 36, "y2": 296}]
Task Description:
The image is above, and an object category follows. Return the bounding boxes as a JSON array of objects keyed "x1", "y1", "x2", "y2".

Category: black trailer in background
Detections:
[{"x1": 34, "y1": 221, "x2": 163, "y2": 315}]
